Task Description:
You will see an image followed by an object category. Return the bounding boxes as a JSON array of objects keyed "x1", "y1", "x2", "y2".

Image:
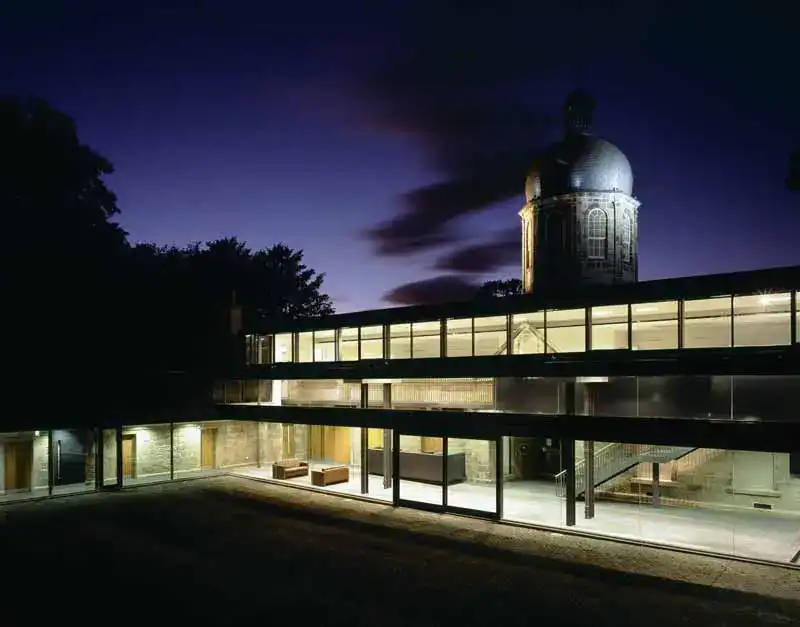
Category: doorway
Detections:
[
  {"x1": 201, "y1": 428, "x2": 218, "y2": 469},
  {"x1": 122, "y1": 435, "x2": 136, "y2": 479},
  {"x1": 3, "y1": 440, "x2": 33, "y2": 492}
]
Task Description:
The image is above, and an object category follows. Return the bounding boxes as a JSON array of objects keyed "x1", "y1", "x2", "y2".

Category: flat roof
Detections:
[{"x1": 250, "y1": 265, "x2": 800, "y2": 334}]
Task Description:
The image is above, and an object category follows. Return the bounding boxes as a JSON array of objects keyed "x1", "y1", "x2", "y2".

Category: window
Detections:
[
  {"x1": 733, "y1": 293, "x2": 791, "y2": 347},
  {"x1": 511, "y1": 311, "x2": 546, "y2": 354},
  {"x1": 591, "y1": 305, "x2": 629, "y2": 350},
  {"x1": 314, "y1": 330, "x2": 336, "y2": 362},
  {"x1": 620, "y1": 214, "x2": 632, "y2": 262},
  {"x1": 389, "y1": 324, "x2": 411, "y2": 359},
  {"x1": 586, "y1": 208, "x2": 607, "y2": 259},
  {"x1": 446, "y1": 318, "x2": 473, "y2": 357},
  {"x1": 339, "y1": 327, "x2": 359, "y2": 361},
  {"x1": 297, "y1": 332, "x2": 313, "y2": 362},
  {"x1": 360, "y1": 325, "x2": 383, "y2": 359},
  {"x1": 474, "y1": 316, "x2": 508, "y2": 356},
  {"x1": 275, "y1": 333, "x2": 293, "y2": 362},
  {"x1": 631, "y1": 301, "x2": 678, "y2": 350},
  {"x1": 412, "y1": 321, "x2": 440, "y2": 358},
  {"x1": 546, "y1": 308, "x2": 585, "y2": 353},
  {"x1": 683, "y1": 296, "x2": 732, "y2": 349}
]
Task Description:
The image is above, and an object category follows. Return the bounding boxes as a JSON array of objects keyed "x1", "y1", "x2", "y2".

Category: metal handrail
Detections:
[{"x1": 555, "y1": 443, "x2": 696, "y2": 498}]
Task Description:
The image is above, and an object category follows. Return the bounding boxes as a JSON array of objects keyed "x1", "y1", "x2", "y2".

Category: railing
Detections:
[{"x1": 555, "y1": 443, "x2": 698, "y2": 498}]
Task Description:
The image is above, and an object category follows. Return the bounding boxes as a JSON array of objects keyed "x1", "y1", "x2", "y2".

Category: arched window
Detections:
[
  {"x1": 586, "y1": 208, "x2": 607, "y2": 259},
  {"x1": 620, "y1": 214, "x2": 633, "y2": 263}
]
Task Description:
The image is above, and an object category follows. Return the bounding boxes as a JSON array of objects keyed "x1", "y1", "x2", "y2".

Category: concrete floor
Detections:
[{"x1": 233, "y1": 463, "x2": 800, "y2": 565}]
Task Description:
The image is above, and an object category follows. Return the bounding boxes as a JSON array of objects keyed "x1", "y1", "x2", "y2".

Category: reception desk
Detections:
[{"x1": 367, "y1": 448, "x2": 466, "y2": 485}]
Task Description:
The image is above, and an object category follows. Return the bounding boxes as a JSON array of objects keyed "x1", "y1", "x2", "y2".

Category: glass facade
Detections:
[
  {"x1": 4, "y1": 419, "x2": 796, "y2": 566},
  {"x1": 251, "y1": 288, "x2": 798, "y2": 364}
]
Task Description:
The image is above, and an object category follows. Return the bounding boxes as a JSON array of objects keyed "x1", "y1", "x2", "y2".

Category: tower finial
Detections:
[{"x1": 563, "y1": 90, "x2": 595, "y2": 137}]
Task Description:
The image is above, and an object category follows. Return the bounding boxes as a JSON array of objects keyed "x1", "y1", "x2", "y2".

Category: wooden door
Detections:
[
  {"x1": 122, "y1": 435, "x2": 136, "y2": 479},
  {"x1": 330, "y1": 427, "x2": 351, "y2": 464},
  {"x1": 201, "y1": 428, "x2": 218, "y2": 469},
  {"x1": 4, "y1": 441, "x2": 33, "y2": 491}
]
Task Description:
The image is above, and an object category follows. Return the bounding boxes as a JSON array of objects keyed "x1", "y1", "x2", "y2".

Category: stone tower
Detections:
[{"x1": 519, "y1": 91, "x2": 640, "y2": 293}]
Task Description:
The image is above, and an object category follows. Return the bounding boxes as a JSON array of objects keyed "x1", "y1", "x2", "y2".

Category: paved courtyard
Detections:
[{"x1": 1, "y1": 475, "x2": 797, "y2": 626}]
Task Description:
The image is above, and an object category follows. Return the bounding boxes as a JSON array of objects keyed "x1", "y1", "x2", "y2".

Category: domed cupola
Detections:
[
  {"x1": 538, "y1": 90, "x2": 634, "y2": 198},
  {"x1": 519, "y1": 91, "x2": 640, "y2": 294}
]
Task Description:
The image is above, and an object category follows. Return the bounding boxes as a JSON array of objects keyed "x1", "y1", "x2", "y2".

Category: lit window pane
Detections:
[
  {"x1": 314, "y1": 330, "x2": 336, "y2": 362},
  {"x1": 412, "y1": 321, "x2": 440, "y2": 358},
  {"x1": 389, "y1": 323, "x2": 411, "y2": 359},
  {"x1": 683, "y1": 296, "x2": 731, "y2": 349},
  {"x1": 275, "y1": 333, "x2": 293, "y2": 362},
  {"x1": 511, "y1": 311, "x2": 545, "y2": 354},
  {"x1": 733, "y1": 293, "x2": 791, "y2": 347},
  {"x1": 297, "y1": 332, "x2": 314, "y2": 362},
  {"x1": 591, "y1": 305, "x2": 629, "y2": 350},
  {"x1": 360, "y1": 325, "x2": 383, "y2": 359},
  {"x1": 474, "y1": 316, "x2": 507, "y2": 356},
  {"x1": 446, "y1": 318, "x2": 473, "y2": 357},
  {"x1": 546, "y1": 308, "x2": 585, "y2": 353},
  {"x1": 339, "y1": 327, "x2": 359, "y2": 361},
  {"x1": 631, "y1": 301, "x2": 677, "y2": 350}
]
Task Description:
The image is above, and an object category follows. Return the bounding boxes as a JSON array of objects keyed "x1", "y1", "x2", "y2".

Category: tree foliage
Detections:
[
  {"x1": 128, "y1": 238, "x2": 334, "y2": 372},
  {"x1": 476, "y1": 278, "x2": 524, "y2": 299},
  {"x1": 1, "y1": 96, "x2": 334, "y2": 399}
]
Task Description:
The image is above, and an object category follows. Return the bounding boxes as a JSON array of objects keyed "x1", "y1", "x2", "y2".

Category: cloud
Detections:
[
  {"x1": 357, "y1": 1, "x2": 669, "y2": 260},
  {"x1": 383, "y1": 275, "x2": 479, "y2": 306},
  {"x1": 367, "y1": 156, "x2": 534, "y2": 256},
  {"x1": 434, "y1": 228, "x2": 520, "y2": 274}
]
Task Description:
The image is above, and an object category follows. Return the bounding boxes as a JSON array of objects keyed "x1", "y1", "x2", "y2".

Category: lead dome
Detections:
[{"x1": 525, "y1": 90, "x2": 633, "y2": 201}]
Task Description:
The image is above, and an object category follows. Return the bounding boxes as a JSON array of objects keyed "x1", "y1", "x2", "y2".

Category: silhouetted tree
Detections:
[
  {"x1": 1, "y1": 96, "x2": 335, "y2": 412},
  {"x1": 476, "y1": 278, "x2": 524, "y2": 299},
  {"x1": 128, "y1": 238, "x2": 334, "y2": 374},
  {"x1": 1, "y1": 97, "x2": 129, "y2": 395}
]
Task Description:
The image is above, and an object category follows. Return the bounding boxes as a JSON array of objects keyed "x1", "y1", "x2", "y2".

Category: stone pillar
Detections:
[{"x1": 115, "y1": 427, "x2": 123, "y2": 488}]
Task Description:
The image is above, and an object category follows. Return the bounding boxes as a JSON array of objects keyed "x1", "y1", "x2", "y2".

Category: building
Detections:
[{"x1": 2, "y1": 94, "x2": 799, "y2": 568}]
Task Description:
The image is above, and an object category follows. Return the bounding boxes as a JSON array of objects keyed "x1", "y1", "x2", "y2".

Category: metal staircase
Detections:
[{"x1": 555, "y1": 443, "x2": 697, "y2": 498}]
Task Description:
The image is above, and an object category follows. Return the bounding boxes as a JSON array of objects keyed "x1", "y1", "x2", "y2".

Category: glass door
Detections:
[
  {"x1": 445, "y1": 437, "x2": 499, "y2": 518},
  {"x1": 397, "y1": 434, "x2": 444, "y2": 509}
]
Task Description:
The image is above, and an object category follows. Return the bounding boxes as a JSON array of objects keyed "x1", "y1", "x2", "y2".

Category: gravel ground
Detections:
[{"x1": 1, "y1": 476, "x2": 798, "y2": 626}]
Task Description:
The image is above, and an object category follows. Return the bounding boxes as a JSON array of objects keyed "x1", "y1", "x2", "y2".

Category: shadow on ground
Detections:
[{"x1": 1, "y1": 476, "x2": 797, "y2": 626}]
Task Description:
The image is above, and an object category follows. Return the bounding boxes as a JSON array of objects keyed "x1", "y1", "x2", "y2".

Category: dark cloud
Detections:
[
  {"x1": 383, "y1": 275, "x2": 479, "y2": 306},
  {"x1": 367, "y1": 155, "x2": 533, "y2": 256},
  {"x1": 358, "y1": 1, "x2": 668, "y2": 259},
  {"x1": 434, "y1": 228, "x2": 520, "y2": 274}
]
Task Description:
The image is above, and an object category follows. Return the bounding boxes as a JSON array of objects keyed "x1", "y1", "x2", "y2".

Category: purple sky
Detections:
[{"x1": 2, "y1": 2, "x2": 797, "y2": 312}]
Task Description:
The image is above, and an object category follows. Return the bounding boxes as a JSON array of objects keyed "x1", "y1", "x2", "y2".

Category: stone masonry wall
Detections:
[
  {"x1": 448, "y1": 438, "x2": 495, "y2": 484},
  {"x1": 103, "y1": 429, "x2": 117, "y2": 483},
  {"x1": 217, "y1": 421, "x2": 258, "y2": 468},
  {"x1": 125, "y1": 425, "x2": 172, "y2": 478},
  {"x1": 172, "y1": 424, "x2": 202, "y2": 473},
  {"x1": 32, "y1": 433, "x2": 49, "y2": 489}
]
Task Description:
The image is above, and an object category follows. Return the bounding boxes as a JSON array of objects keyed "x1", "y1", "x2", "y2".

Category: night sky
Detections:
[{"x1": 2, "y1": 1, "x2": 797, "y2": 312}]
